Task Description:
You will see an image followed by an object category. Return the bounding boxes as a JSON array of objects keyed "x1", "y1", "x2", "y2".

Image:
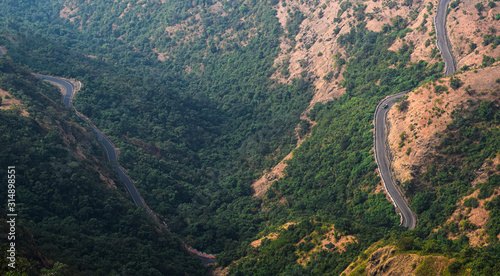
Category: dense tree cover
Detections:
[
  {"x1": 0, "y1": 0, "x2": 312, "y2": 253},
  {"x1": 0, "y1": 57, "x2": 205, "y2": 275}
]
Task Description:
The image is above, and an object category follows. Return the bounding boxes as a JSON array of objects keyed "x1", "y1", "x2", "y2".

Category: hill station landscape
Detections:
[{"x1": 1, "y1": 0, "x2": 500, "y2": 275}]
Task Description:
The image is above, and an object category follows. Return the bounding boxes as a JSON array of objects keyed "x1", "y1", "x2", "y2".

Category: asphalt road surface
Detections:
[
  {"x1": 35, "y1": 74, "x2": 146, "y2": 208},
  {"x1": 435, "y1": 0, "x2": 456, "y2": 76},
  {"x1": 374, "y1": 93, "x2": 417, "y2": 229}
]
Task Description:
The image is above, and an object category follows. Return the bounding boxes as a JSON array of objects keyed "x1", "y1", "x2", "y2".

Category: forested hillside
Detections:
[
  {"x1": 1, "y1": 0, "x2": 314, "y2": 254},
  {"x1": 1, "y1": 0, "x2": 500, "y2": 275},
  {"x1": 0, "y1": 57, "x2": 205, "y2": 275}
]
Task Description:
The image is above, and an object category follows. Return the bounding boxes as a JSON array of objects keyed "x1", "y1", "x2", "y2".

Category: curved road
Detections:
[
  {"x1": 374, "y1": 0, "x2": 456, "y2": 229},
  {"x1": 435, "y1": 0, "x2": 456, "y2": 75},
  {"x1": 374, "y1": 93, "x2": 416, "y2": 229},
  {"x1": 35, "y1": 74, "x2": 216, "y2": 263},
  {"x1": 35, "y1": 75, "x2": 147, "y2": 208}
]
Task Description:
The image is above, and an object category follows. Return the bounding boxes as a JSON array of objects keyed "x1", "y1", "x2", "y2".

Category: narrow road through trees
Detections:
[{"x1": 35, "y1": 74, "x2": 216, "y2": 264}]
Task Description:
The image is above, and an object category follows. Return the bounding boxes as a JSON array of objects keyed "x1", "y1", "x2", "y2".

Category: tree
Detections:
[
  {"x1": 475, "y1": 3, "x2": 484, "y2": 13},
  {"x1": 450, "y1": 76, "x2": 462, "y2": 89}
]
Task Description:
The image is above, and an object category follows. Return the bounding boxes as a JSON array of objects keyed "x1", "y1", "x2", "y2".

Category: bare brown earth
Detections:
[
  {"x1": 387, "y1": 64, "x2": 500, "y2": 183},
  {"x1": 252, "y1": 150, "x2": 293, "y2": 198},
  {"x1": 447, "y1": 0, "x2": 500, "y2": 69},
  {"x1": 250, "y1": 222, "x2": 296, "y2": 247},
  {"x1": 249, "y1": 222, "x2": 357, "y2": 266},
  {"x1": 209, "y1": 266, "x2": 230, "y2": 276},
  {"x1": 342, "y1": 245, "x2": 453, "y2": 276},
  {"x1": 124, "y1": 136, "x2": 163, "y2": 158},
  {"x1": 59, "y1": 1, "x2": 80, "y2": 23},
  {"x1": 0, "y1": 88, "x2": 29, "y2": 116},
  {"x1": 0, "y1": 45, "x2": 7, "y2": 55},
  {"x1": 272, "y1": 0, "x2": 436, "y2": 111}
]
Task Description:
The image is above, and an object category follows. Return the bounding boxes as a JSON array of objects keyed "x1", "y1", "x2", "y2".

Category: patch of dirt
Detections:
[
  {"x1": 119, "y1": 3, "x2": 132, "y2": 18},
  {"x1": 59, "y1": 2, "x2": 80, "y2": 23},
  {"x1": 252, "y1": 115, "x2": 318, "y2": 198},
  {"x1": 0, "y1": 88, "x2": 29, "y2": 116},
  {"x1": 252, "y1": 150, "x2": 292, "y2": 198},
  {"x1": 96, "y1": 165, "x2": 117, "y2": 189},
  {"x1": 209, "y1": 266, "x2": 230, "y2": 276},
  {"x1": 447, "y1": 0, "x2": 500, "y2": 69},
  {"x1": 250, "y1": 233, "x2": 279, "y2": 247},
  {"x1": 387, "y1": 65, "x2": 500, "y2": 183},
  {"x1": 153, "y1": 48, "x2": 169, "y2": 61},
  {"x1": 209, "y1": 1, "x2": 226, "y2": 15},
  {"x1": 472, "y1": 154, "x2": 500, "y2": 186},
  {"x1": 373, "y1": 179, "x2": 385, "y2": 195},
  {"x1": 320, "y1": 225, "x2": 356, "y2": 252},
  {"x1": 0, "y1": 45, "x2": 7, "y2": 55}
]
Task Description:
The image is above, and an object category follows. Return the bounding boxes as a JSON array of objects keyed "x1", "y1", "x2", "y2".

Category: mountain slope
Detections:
[{"x1": 0, "y1": 57, "x2": 205, "y2": 275}]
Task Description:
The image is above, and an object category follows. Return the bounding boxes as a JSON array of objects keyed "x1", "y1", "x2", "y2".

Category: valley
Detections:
[{"x1": 1, "y1": 0, "x2": 499, "y2": 275}]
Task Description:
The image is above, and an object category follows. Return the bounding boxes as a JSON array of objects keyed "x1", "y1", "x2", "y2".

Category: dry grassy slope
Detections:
[
  {"x1": 341, "y1": 244, "x2": 454, "y2": 276},
  {"x1": 272, "y1": 0, "x2": 438, "y2": 111},
  {"x1": 447, "y1": 0, "x2": 500, "y2": 69},
  {"x1": 387, "y1": 64, "x2": 500, "y2": 184}
]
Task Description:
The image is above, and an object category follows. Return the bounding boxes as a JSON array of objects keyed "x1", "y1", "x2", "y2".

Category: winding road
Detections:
[
  {"x1": 34, "y1": 75, "x2": 147, "y2": 208},
  {"x1": 34, "y1": 74, "x2": 216, "y2": 264},
  {"x1": 374, "y1": 0, "x2": 456, "y2": 229},
  {"x1": 374, "y1": 93, "x2": 416, "y2": 229},
  {"x1": 435, "y1": 0, "x2": 456, "y2": 75}
]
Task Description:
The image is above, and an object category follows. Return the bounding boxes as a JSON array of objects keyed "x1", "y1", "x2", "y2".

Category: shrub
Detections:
[
  {"x1": 475, "y1": 3, "x2": 484, "y2": 13},
  {"x1": 450, "y1": 0, "x2": 460, "y2": 8},
  {"x1": 435, "y1": 85, "x2": 448, "y2": 94},
  {"x1": 450, "y1": 76, "x2": 462, "y2": 89},
  {"x1": 463, "y1": 197, "x2": 479, "y2": 208}
]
